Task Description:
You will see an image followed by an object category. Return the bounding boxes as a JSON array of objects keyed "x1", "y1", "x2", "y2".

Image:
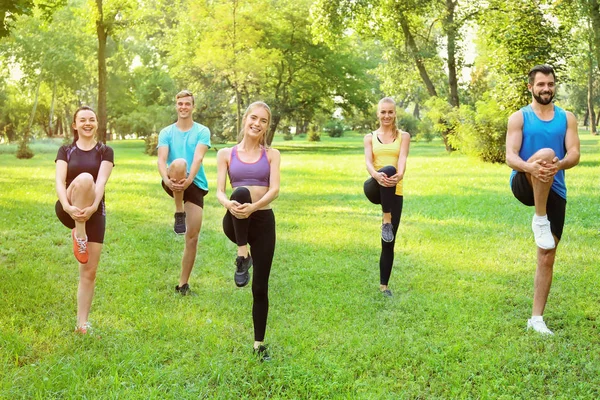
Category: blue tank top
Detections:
[
  {"x1": 510, "y1": 104, "x2": 568, "y2": 199},
  {"x1": 228, "y1": 145, "x2": 270, "y2": 188}
]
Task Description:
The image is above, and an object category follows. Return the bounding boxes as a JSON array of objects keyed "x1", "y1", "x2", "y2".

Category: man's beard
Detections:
[{"x1": 533, "y1": 91, "x2": 554, "y2": 105}]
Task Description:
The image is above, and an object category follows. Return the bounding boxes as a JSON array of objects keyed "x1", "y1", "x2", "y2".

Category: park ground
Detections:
[{"x1": 0, "y1": 133, "x2": 599, "y2": 399}]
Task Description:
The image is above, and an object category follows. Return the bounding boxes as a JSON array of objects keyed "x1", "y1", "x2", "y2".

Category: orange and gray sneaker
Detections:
[
  {"x1": 74, "y1": 322, "x2": 92, "y2": 334},
  {"x1": 71, "y1": 228, "x2": 89, "y2": 264}
]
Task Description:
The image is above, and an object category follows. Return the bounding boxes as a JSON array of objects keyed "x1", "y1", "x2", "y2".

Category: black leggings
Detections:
[
  {"x1": 363, "y1": 166, "x2": 404, "y2": 285},
  {"x1": 223, "y1": 188, "x2": 276, "y2": 342}
]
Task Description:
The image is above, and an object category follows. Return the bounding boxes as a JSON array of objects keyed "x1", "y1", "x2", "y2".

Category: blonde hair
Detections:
[
  {"x1": 238, "y1": 101, "x2": 272, "y2": 147},
  {"x1": 176, "y1": 89, "x2": 194, "y2": 105},
  {"x1": 378, "y1": 97, "x2": 400, "y2": 140}
]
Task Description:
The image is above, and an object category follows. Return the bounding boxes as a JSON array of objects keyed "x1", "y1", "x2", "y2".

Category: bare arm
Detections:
[
  {"x1": 363, "y1": 133, "x2": 379, "y2": 178},
  {"x1": 251, "y1": 148, "x2": 280, "y2": 210},
  {"x1": 55, "y1": 160, "x2": 73, "y2": 212},
  {"x1": 79, "y1": 161, "x2": 113, "y2": 219},
  {"x1": 157, "y1": 146, "x2": 171, "y2": 186},
  {"x1": 391, "y1": 131, "x2": 411, "y2": 183},
  {"x1": 557, "y1": 111, "x2": 580, "y2": 170},
  {"x1": 216, "y1": 148, "x2": 233, "y2": 209},
  {"x1": 505, "y1": 110, "x2": 530, "y2": 173},
  {"x1": 183, "y1": 143, "x2": 209, "y2": 190}
]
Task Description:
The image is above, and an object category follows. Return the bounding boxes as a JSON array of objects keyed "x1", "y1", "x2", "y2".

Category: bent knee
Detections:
[
  {"x1": 529, "y1": 148, "x2": 556, "y2": 163},
  {"x1": 71, "y1": 173, "x2": 95, "y2": 191},
  {"x1": 169, "y1": 159, "x2": 188, "y2": 177}
]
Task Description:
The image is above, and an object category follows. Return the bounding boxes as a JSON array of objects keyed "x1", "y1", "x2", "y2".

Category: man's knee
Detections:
[
  {"x1": 168, "y1": 158, "x2": 187, "y2": 178},
  {"x1": 529, "y1": 148, "x2": 556, "y2": 163}
]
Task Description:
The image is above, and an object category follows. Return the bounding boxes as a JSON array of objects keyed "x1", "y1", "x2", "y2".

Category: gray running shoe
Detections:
[
  {"x1": 382, "y1": 289, "x2": 393, "y2": 297},
  {"x1": 174, "y1": 212, "x2": 186, "y2": 235},
  {"x1": 381, "y1": 223, "x2": 394, "y2": 242},
  {"x1": 234, "y1": 255, "x2": 252, "y2": 287}
]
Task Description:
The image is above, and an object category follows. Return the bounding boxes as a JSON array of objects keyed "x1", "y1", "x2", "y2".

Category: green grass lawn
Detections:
[{"x1": 1, "y1": 133, "x2": 599, "y2": 399}]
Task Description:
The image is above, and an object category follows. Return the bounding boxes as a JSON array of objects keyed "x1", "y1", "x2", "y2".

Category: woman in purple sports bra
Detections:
[{"x1": 216, "y1": 101, "x2": 281, "y2": 361}]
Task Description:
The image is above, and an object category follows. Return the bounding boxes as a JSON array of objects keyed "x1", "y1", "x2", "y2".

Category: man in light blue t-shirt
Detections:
[
  {"x1": 157, "y1": 89, "x2": 211, "y2": 295},
  {"x1": 506, "y1": 65, "x2": 580, "y2": 335}
]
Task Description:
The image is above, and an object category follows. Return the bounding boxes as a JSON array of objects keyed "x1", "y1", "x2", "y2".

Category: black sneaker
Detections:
[
  {"x1": 234, "y1": 255, "x2": 252, "y2": 287},
  {"x1": 381, "y1": 289, "x2": 393, "y2": 297},
  {"x1": 381, "y1": 223, "x2": 394, "y2": 242},
  {"x1": 174, "y1": 212, "x2": 186, "y2": 235},
  {"x1": 254, "y1": 345, "x2": 271, "y2": 362},
  {"x1": 175, "y1": 283, "x2": 190, "y2": 296}
]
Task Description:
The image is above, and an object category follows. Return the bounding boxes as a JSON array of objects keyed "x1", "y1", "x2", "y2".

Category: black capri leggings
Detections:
[
  {"x1": 223, "y1": 188, "x2": 276, "y2": 342},
  {"x1": 55, "y1": 200, "x2": 107, "y2": 244},
  {"x1": 363, "y1": 166, "x2": 404, "y2": 285}
]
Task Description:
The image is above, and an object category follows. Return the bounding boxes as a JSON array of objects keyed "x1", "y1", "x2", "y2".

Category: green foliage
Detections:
[
  {"x1": 15, "y1": 138, "x2": 34, "y2": 159},
  {"x1": 450, "y1": 98, "x2": 509, "y2": 163},
  {"x1": 324, "y1": 120, "x2": 344, "y2": 137},
  {"x1": 144, "y1": 133, "x2": 158, "y2": 156},
  {"x1": 396, "y1": 110, "x2": 420, "y2": 136},
  {"x1": 423, "y1": 96, "x2": 459, "y2": 151},
  {"x1": 307, "y1": 126, "x2": 321, "y2": 142}
]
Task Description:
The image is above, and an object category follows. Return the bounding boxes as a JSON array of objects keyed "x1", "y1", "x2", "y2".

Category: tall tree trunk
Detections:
[
  {"x1": 96, "y1": 0, "x2": 108, "y2": 144},
  {"x1": 589, "y1": 0, "x2": 600, "y2": 71},
  {"x1": 267, "y1": 114, "x2": 281, "y2": 145},
  {"x1": 397, "y1": 11, "x2": 438, "y2": 97},
  {"x1": 48, "y1": 80, "x2": 56, "y2": 137},
  {"x1": 445, "y1": 0, "x2": 460, "y2": 107},
  {"x1": 588, "y1": 36, "x2": 597, "y2": 135},
  {"x1": 26, "y1": 78, "x2": 42, "y2": 136}
]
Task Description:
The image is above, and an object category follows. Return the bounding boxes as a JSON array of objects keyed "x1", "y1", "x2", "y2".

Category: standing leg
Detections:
[
  {"x1": 76, "y1": 242, "x2": 101, "y2": 332},
  {"x1": 179, "y1": 202, "x2": 203, "y2": 289},
  {"x1": 248, "y1": 210, "x2": 276, "y2": 359},
  {"x1": 380, "y1": 195, "x2": 403, "y2": 295}
]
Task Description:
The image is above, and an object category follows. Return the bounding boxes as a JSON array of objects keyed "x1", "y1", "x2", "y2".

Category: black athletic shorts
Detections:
[
  {"x1": 511, "y1": 172, "x2": 566, "y2": 240},
  {"x1": 55, "y1": 200, "x2": 106, "y2": 243},
  {"x1": 161, "y1": 181, "x2": 207, "y2": 208}
]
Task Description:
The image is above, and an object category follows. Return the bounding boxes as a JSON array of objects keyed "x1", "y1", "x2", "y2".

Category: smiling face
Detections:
[
  {"x1": 242, "y1": 104, "x2": 271, "y2": 142},
  {"x1": 377, "y1": 100, "x2": 396, "y2": 128},
  {"x1": 72, "y1": 109, "x2": 98, "y2": 140},
  {"x1": 176, "y1": 95, "x2": 194, "y2": 120},
  {"x1": 529, "y1": 72, "x2": 555, "y2": 105}
]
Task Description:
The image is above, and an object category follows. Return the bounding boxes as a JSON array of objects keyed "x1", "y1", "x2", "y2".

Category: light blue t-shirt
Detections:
[
  {"x1": 510, "y1": 104, "x2": 568, "y2": 199},
  {"x1": 157, "y1": 122, "x2": 211, "y2": 191}
]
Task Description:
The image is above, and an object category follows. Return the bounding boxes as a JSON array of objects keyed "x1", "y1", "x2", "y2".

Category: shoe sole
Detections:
[{"x1": 234, "y1": 273, "x2": 250, "y2": 287}]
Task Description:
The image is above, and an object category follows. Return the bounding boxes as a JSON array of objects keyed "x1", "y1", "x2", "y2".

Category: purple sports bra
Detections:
[{"x1": 228, "y1": 145, "x2": 270, "y2": 188}]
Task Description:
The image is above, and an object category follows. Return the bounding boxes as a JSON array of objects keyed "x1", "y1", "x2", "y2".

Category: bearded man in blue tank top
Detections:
[{"x1": 506, "y1": 64, "x2": 580, "y2": 335}]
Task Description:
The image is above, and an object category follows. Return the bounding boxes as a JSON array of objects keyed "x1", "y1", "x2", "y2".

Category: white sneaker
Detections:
[
  {"x1": 531, "y1": 216, "x2": 555, "y2": 249},
  {"x1": 527, "y1": 317, "x2": 554, "y2": 335}
]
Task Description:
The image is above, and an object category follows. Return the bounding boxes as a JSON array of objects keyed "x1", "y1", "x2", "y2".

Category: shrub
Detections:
[
  {"x1": 324, "y1": 120, "x2": 344, "y2": 137},
  {"x1": 453, "y1": 98, "x2": 508, "y2": 163},
  {"x1": 145, "y1": 133, "x2": 158, "y2": 156},
  {"x1": 16, "y1": 139, "x2": 34, "y2": 159},
  {"x1": 308, "y1": 126, "x2": 321, "y2": 142},
  {"x1": 283, "y1": 132, "x2": 293, "y2": 141}
]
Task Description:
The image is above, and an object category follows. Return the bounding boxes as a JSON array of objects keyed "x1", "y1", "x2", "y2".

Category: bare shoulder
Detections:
[
  {"x1": 565, "y1": 110, "x2": 577, "y2": 123},
  {"x1": 363, "y1": 132, "x2": 373, "y2": 144},
  {"x1": 507, "y1": 110, "x2": 524, "y2": 129},
  {"x1": 216, "y1": 147, "x2": 232, "y2": 161},
  {"x1": 266, "y1": 147, "x2": 280, "y2": 161}
]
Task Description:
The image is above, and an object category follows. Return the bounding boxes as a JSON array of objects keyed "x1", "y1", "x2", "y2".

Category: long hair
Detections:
[
  {"x1": 71, "y1": 106, "x2": 97, "y2": 146},
  {"x1": 238, "y1": 101, "x2": 272, "y2": 148},
  {"x1": 378, "y1": 97, "x2": 400, "y2": 140}
]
